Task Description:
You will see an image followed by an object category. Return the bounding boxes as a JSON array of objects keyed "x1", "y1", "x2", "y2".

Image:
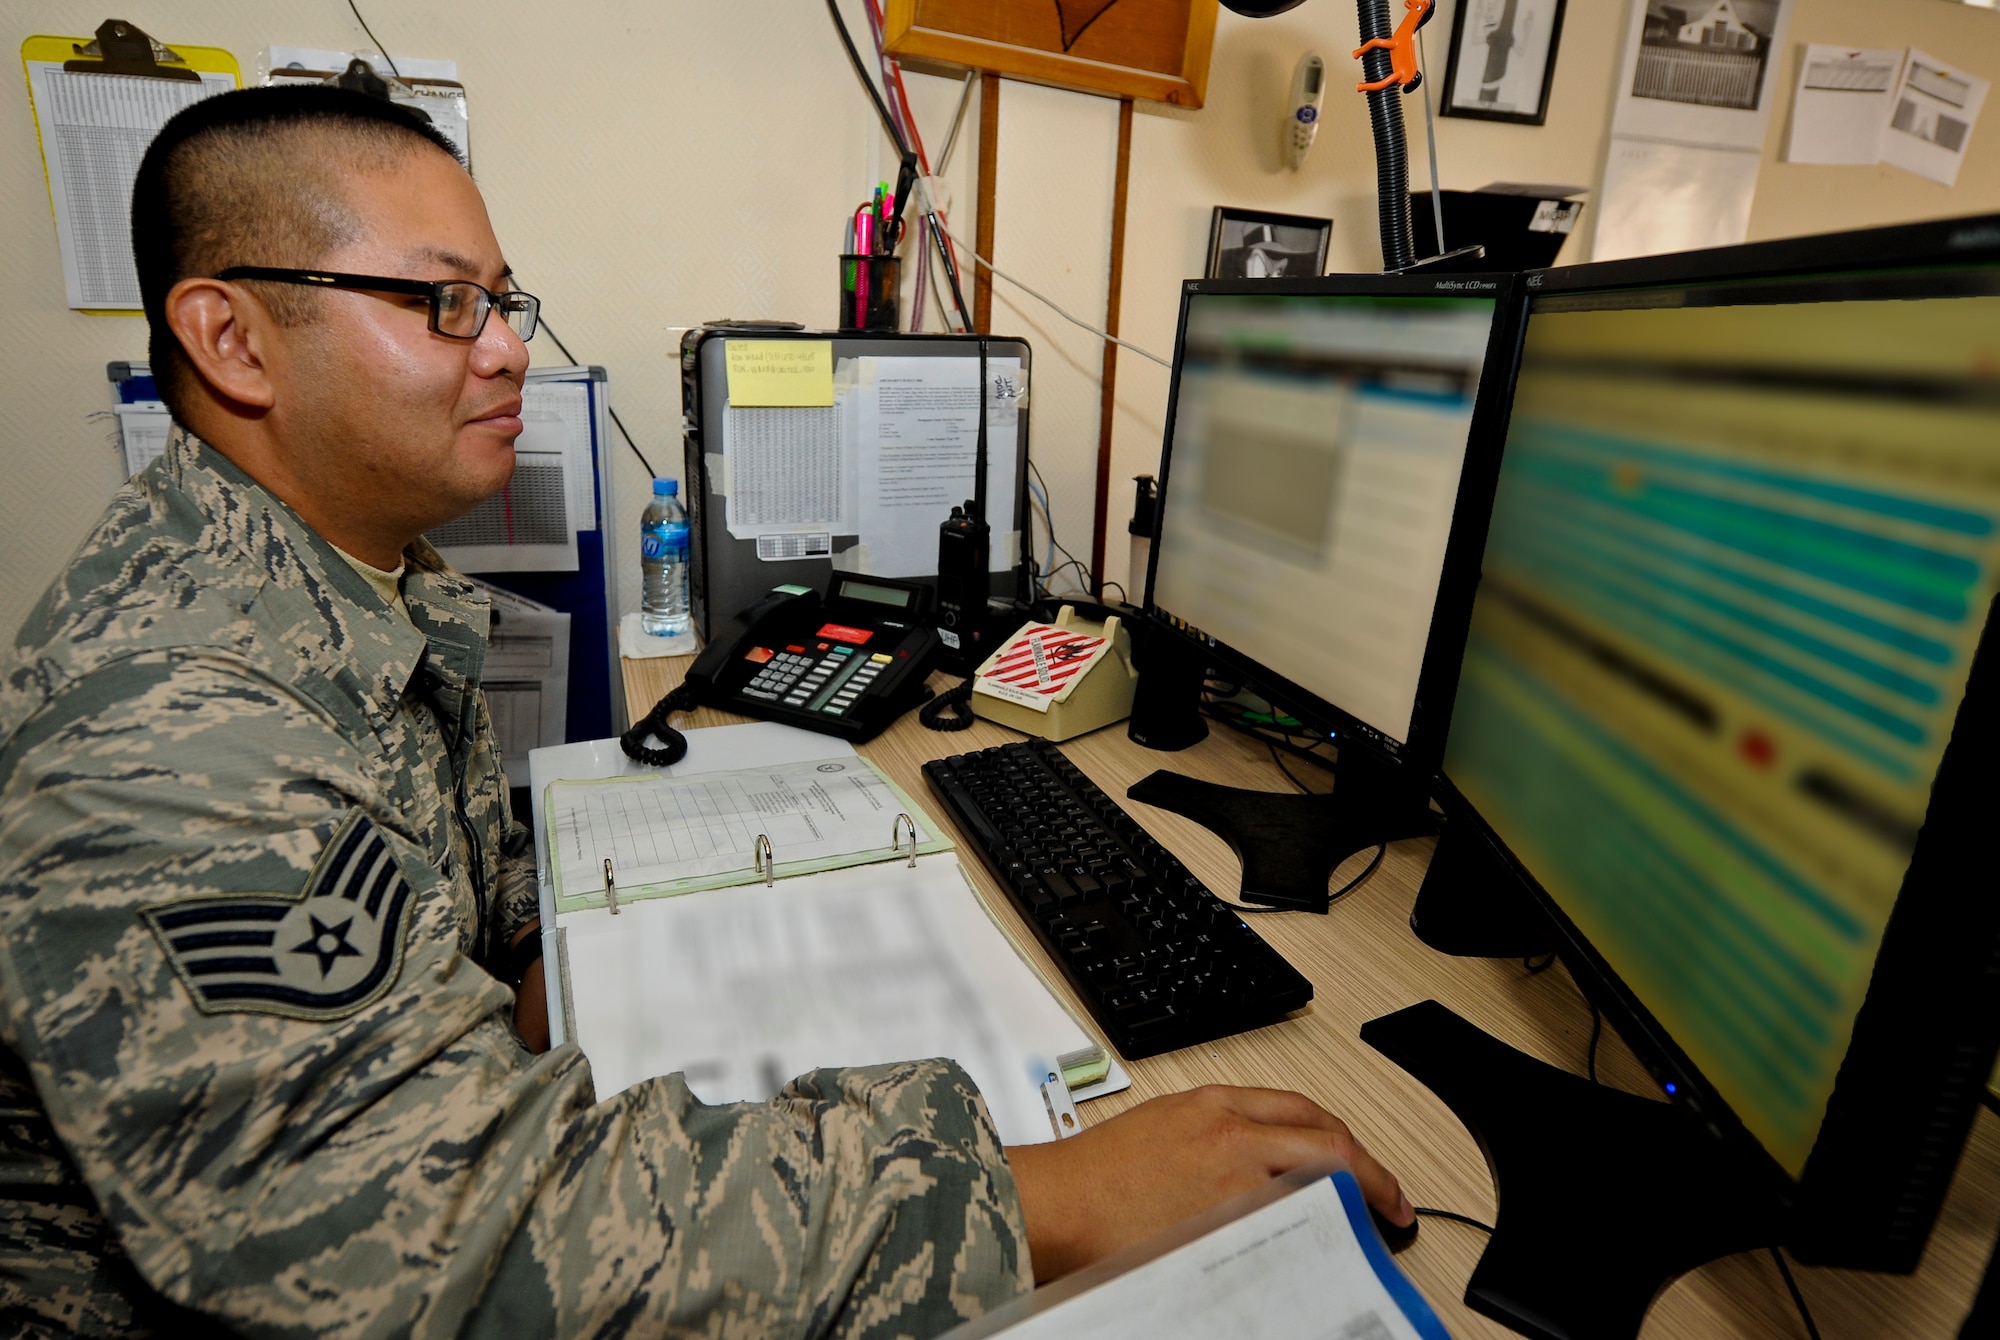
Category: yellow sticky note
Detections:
[{"x1": 725, "y1": 341, "x2": 834, "y2": 407}]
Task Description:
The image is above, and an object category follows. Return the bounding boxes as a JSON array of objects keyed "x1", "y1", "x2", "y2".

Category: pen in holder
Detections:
[{"x1": 839, "y1": 255, "x2": 899, "y2": 332}]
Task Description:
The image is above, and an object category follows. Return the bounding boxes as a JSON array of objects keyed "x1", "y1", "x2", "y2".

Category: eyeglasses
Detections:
[{"x1": 213, "y1": 267, "x2": 540, "y2": 341}]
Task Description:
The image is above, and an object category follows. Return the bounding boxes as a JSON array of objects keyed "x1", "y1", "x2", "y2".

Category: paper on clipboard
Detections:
[
  {"x1": 426, "y1": 376, "x2": 593, "y2": 572},
  {"x1": 21, "y1": 39, "x2": 239, "y2": 310},
  {"x1": 260, "y1": 47, "x2": 469, "y2": 166},
  {"x1": 472, "y1": 581, "x2": 570, "y2": 777}
]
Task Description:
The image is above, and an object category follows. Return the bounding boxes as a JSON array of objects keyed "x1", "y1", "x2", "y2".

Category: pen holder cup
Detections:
[{"x1": 839, "y1": 255, "x2": 900, "y2": 332}]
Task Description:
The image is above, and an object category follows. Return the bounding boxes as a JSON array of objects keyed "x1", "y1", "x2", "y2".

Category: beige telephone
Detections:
[{"x1": 969, "y1": 605, "x2": 1140, "y2": 742}]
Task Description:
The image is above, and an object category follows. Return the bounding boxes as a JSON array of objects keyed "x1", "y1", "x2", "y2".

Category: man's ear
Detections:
[{"x1": 164, "y1": 278, "x2": 280, "y2": 411}]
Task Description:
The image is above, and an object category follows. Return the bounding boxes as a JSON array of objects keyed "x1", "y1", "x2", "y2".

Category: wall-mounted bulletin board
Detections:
[{"x1": 884, "y1": 0, "x2": 1219, "y2": 106}]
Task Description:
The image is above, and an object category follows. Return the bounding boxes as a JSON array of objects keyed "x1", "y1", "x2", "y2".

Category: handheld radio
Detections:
[{"x1": 934, "y1": 340, "x2": 993, "y2": 667}]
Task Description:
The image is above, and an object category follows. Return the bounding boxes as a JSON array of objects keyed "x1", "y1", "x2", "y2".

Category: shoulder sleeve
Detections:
[{"x1": 0, "y1": 652, "x2": 1028, "y2": 1338}]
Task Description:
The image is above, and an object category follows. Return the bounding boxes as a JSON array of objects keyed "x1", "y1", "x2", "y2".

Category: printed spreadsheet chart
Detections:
[
  {"x1": 25, "y1": 61, "x2": 236, "y2": 309},
  {"x1": 548, "y1": 758, "x2": 923, "y2": 897}
]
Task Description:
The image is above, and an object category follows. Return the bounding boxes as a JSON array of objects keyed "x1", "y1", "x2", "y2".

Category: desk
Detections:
[{"x1": 619, "y1": 656, "x2": 1999, "y2": 1338}]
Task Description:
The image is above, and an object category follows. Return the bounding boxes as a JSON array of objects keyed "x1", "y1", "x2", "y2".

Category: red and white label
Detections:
[
  {"x1": 815, "y1": 623, "x2": 873, "y2": 645},
  {"x1": 974, "y1": 625, "x2": 1109, "y2": 713}
]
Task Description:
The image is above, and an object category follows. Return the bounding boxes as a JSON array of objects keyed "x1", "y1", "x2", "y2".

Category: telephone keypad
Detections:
[{"x1": 744, "y1": 645, "x2": 883, "y2": 714}]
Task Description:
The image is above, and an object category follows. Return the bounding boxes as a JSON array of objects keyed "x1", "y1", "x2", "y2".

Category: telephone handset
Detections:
[{"x1": 621, "y1": 576, "x2": 943, "y2": 765}]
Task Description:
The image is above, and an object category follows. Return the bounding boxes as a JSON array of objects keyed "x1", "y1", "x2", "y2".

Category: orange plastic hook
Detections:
[{"x1": 1353, "y1": 0, "x2": 1434, "y2": 94}]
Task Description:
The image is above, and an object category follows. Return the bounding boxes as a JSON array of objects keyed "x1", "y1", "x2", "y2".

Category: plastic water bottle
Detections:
[{"x1": 640, "y1": 478, "x2": 690, "y2": 637}]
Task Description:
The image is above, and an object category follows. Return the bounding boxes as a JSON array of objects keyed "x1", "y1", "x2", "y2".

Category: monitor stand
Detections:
[
  {"x1": 1361, "y1": 1001, "x2": 1785, "y2": 1340},
  {"x1": 1126, "y1": 746, "x2": 1436, "y2": 912},
  {"x1": 1406, "y1": 811, "x2": 1554, "y2": 960}
]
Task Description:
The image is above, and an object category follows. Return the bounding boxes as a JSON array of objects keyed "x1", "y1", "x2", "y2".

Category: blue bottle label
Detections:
[{"x1": 642, "y1": 521, "x2": 688, "y2": 561}]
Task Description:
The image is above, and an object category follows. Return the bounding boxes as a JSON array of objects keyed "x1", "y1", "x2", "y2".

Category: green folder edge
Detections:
[{"x1": 547, "y1": 759, "x2": 955, "y2": 913}]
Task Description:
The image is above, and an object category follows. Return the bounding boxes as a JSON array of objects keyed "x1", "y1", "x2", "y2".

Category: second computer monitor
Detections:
[{"x1": 1146, "y1": 276, "x2": 1519, "y2": 764}]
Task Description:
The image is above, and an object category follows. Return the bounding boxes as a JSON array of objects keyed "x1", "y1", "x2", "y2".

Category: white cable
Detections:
[
  {"x1": 1417, "y1": 28, "x2": 1447, "y2": 254},
  {"x1": 916, "y1": 192, "x2": 1172, "y2": 369},
  {"x1": 936, "y1": 71, "x2": 977, "y2": 176}
]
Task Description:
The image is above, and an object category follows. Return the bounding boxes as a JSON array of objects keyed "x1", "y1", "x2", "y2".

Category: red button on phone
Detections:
[
  {"x1": 786, "y1": 645, "x2": 806, "y2": 654},
  {"x1": 816, "y1": 623, "x2": 873, "y2": 644},
  {"x1": 744, "y1": 646, "x2": 774, "y2": 664}
]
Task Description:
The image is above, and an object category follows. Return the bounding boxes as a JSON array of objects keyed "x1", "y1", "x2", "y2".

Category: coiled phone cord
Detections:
[{"x1": 620, "y1": 682, "x2": 700, "y2": 766}]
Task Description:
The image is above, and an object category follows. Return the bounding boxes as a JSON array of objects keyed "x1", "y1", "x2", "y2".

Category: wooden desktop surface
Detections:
[{"x1": 619, "y1": 655, "x2": 1999, "y2": 1338}]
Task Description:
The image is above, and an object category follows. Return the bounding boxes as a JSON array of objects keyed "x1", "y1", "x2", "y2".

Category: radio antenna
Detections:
[{"x1": 972, "y1": 338, "x2": 988, "y2": 521}]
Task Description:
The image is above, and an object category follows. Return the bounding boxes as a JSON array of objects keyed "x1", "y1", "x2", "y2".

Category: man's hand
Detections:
[{"x1": 1005, "y1": 1085, "x2": 1412, "y2": 1283}]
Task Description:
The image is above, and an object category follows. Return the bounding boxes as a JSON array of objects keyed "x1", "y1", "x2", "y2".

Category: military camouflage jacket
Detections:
[{"x1": 0, "y1": 437, "x2": 1028, "y2": 1338}]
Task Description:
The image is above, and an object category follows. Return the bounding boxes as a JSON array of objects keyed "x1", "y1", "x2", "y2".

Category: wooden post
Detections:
[
  {"x1": 973, "y1": 71, "x2": 1000, "y2": 334},
  {"x1": 1089, "y1": 97, "x2": 1135, "y2": 598}
]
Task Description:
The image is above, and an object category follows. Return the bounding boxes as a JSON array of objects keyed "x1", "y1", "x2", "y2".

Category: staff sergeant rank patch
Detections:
[{"x1": 141, "y1": 813, "x2": 416, "y2": 1020}]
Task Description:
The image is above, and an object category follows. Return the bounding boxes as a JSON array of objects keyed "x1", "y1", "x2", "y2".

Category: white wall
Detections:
[{"x1": 5, "y1": 0, "x2": 1999, "y2": 636}]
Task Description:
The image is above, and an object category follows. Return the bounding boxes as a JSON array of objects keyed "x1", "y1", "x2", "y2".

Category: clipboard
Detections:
[{"x1": 21, "y1": 21, "x2": 241, "y2": 314}]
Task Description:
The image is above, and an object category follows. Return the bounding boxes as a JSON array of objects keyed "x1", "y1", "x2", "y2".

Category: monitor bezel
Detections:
[
  {"x1": 1141, "y1": 270, "x2": 1528, "y2": 780},
  {"x1": 1433, "y1": 211, "x2": 2000, "y2": 1269}
]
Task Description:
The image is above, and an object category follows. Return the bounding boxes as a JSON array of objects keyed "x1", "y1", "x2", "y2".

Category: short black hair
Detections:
[{"x1": 132, "y1": 85, "x2": 465, "y2": 421}]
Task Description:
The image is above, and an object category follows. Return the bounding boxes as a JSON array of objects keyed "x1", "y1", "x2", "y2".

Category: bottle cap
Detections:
[{"x1": 653, "y1": 478, "x2": 678, "y2": 496}]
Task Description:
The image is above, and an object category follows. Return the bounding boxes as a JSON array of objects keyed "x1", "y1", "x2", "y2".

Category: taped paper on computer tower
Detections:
[{"x1": 973, "y1": 625, "x2": 1110, "y2": 714}]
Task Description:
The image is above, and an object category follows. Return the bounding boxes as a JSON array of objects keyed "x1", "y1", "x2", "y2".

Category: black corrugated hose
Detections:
[{"x1": 1358, "y1": 0, "x2": 1415, "y2": 272}]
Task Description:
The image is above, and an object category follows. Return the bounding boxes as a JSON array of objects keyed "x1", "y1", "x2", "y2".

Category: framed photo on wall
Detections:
[
  {"x1": 1205, "y1": 208, "x2": 1332, "y2": 279},
  {"x1": 1441, "y1": 0, "x2": 1568, "y2": 125}
]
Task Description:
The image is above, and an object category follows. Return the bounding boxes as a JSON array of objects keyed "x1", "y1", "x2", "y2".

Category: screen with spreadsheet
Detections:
[
  {"x1": 1150, "y1": 291, "x2": 1500, "y2": 748},
  {"x1": 1443, "y1": 268, "x2": 2000, "y2": 1177}
]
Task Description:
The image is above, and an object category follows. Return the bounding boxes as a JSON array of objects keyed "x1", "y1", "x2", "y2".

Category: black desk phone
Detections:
[{"x1": 621, "y1": 576, "x2": 943, "y2": 765}]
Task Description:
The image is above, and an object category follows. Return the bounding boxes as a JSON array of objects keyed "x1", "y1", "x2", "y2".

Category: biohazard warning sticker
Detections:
[{"x1": 973, "y1": 624, "x2": 1111, "y2": 714}]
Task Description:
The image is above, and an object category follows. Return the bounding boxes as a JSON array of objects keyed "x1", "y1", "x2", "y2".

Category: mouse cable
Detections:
[
  {"x1": 1266, "y1": 740, "x2": 1314, "y2": 794},
  {"x1": 1215, "y1": 844, "x2": 1386, "y2": 916},
  {"x1": 1414, "y1": 1207, "x2": 1494, "y2": 1234},
  {"x1": 1769, "y1": 1245, "x2": 1823, "y2": 1340}
]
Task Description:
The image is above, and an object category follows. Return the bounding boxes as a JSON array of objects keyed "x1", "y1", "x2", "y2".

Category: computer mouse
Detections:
[{"x1": 1372, "y1": 1206, "x2": 1420, "y2": 1253}]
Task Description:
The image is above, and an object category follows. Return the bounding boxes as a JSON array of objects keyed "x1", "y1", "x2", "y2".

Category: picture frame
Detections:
[
  {"x1": 1440, "y1": 0, "x2": 1569, "y2": 125},
  {"x1": 884, "y1": 0, "x2": 1220, "y2": 108},
  {"x1": 1204, "y1": 208, "x2": 1332, "y2": 280}
]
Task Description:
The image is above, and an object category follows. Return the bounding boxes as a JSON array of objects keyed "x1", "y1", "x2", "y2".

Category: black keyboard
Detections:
[{"x1": 924, "y1": 739, "x2": 1313, "y2": 1059}]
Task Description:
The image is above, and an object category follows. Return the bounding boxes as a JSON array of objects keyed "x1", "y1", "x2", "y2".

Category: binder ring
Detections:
[
  {"x1": 753, "y1": 833, "x2": 775, "y2": 886},
  {"x1": 894, "y1": 813, "x2": 918, "y2": 868}
]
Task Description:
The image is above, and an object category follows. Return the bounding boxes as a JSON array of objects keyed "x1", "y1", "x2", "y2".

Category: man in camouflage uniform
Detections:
[{"x1": 0, "y1": 87, "x2": 1411, "y2": 1338}]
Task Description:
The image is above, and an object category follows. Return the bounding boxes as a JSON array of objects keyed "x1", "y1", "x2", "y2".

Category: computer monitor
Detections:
[
  {"x1": 1144, "y1": 275, "x2": 1522, "y2": 772},
  {"x1": 1436, "y1": 214, "x2": 2000, "y2": 1271}
]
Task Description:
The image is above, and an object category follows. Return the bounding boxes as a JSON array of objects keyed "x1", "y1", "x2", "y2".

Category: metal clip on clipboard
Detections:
[{"x1": 64, "y1": 19, "x2": 199, "y2": 80}]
